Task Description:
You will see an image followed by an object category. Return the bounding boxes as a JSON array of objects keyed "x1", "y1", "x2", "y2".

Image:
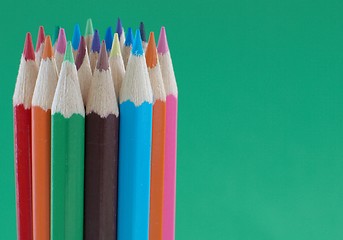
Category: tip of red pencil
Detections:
[
  {"x1": 23, "y1": 32, "x2": 35, "y2": 61},
  {"x1": 35, "y1": 26, "x2": 45, "y2": 52},
  {"x1": 145, "y1": 32, "x2": 157, "y2": 68},
  {"x1": 42, "y1": 36, "x2": 54, "y2": 60}
]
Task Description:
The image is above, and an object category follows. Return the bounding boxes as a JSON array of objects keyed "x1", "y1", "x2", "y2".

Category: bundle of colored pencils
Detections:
[{"x1": 13, "y1": 18, "x2": 178, "y2": 240}]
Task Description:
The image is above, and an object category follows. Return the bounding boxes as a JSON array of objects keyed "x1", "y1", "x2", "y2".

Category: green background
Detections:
[{"x1": 1, "y1": 0, "x2": 343, "y2": 239}]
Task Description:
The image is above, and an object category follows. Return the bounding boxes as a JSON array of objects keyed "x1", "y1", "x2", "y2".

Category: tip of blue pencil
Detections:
[
  {"x1": 91, "y1": 30, "x2": 101, "y2": 53},
  {"x1": 72, "y1": 24, "x2": 81, "y2": 50},
  {"x1": 124, "y1": 27, "x2": 133, "y2": 47},
  {"x1": 105, "y1": 27, "x2": 113, "y2": 52},
  {"x1": 132, "y1": 29, "x2": 144, "y2": 56}
]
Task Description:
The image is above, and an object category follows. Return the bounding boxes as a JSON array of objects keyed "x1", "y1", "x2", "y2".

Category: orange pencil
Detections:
[
  {"x1": 146, "y1": 32, "x2": 167, "y2": 240},
  {"x1": 31, "y1": 36, "x2": 58, "y2": 240}
]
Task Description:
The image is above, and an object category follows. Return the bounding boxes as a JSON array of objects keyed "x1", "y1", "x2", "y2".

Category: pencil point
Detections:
[
  {"x1": 124, "y1": 27, "x2": 133, "y2": 47},
  {"x1": 85, "y1": 18, "x2": 94, "y2": 36},
  {"x1": 35, "y1": 26, "x2": 45, "y2": 52},
  {"x1": 23, "y1": 32, "x2": 35, "y2": 61},
  {"x1": 116, "y1": 18, "x2": 123, "y2": 39},
  {"x1": 132, "y1": 29, "x2": 144, "y2": 56},
  {"x1": 56, "y1": 28, "x2": 67, "y2": 54},
  {"x1": 53, "y1": 26, "x2": 60, "y2": 45},
  {"x1": 105, "y1": 27, "x2": 113, "y2": 52},
  {"x1": 76, "y1": 36, "x2": 86, "y2": 70},
  {"x1": 97, "y1": 40, "x2": 109, "y2": 71},
  {"x1": 139, "y1": 22, "x2": 146, "y2": 42},
  {"x1": 72, "y1": 24, "x2": 81, "y2": 50},
  {"x1": 42, "y1": 36, "x2": 54, "y2": 60},
  {"x1": 91, "y1": 30, "x2": 100, "y2": 53},
  {"x1": 157, "y1": 26, "x2": 169, "y2": 54},
  {"x1": 64, "y1": 41, "x2": 74, "y2": 64},
  {"x1": 145, "y1": 32, "x2": 157, "y2": 67},
  {"x1": 110, "y1": 33, "x2": 121, "y2": 57}
]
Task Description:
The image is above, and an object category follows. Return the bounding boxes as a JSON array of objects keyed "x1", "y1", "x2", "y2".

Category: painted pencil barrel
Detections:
[
  {"x1": 162, "y1": 96, "x2": 178, "y2": 240},
  {"x1": 51, "y1": 113, "x2": 84, "y2": 240},
  {"x1": 118, "y1": 101, "x2": 152, "y2": 240},
  {"x1": 84, "y1": 113, "x2": 119, "y2": 239},
  {"x1": 149, "y1": 100, "x2": 166, "y2": 240},
  {"x1": 32, "y1": 107, "x2": 51, "y2": 240},
  {"x1": 14, "y1": 105, "x2": 33, "y2": 240}
]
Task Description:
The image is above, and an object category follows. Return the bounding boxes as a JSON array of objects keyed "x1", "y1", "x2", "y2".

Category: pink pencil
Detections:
[{"x1": 157, "y1": 27, "x2": 178, "y2": 240}]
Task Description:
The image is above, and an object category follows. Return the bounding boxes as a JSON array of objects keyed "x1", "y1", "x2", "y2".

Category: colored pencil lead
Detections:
[
  {"x1": 24, "y1": 33, "x2": 35, "y2": 61},
  {"x1": 132, "y1": 29, "x2": 144, "y2": 56},
  {"x1": 124, "y1": 27, "x2": 133, "y2": 47},
  {"x1": 105, "y1": 27, "x2": 113, "y2": 52},
  {"x1": 109, "y1": 33, "x2": 125, "y2": 98},
  {"x1": 157, "y1": 27, "x2": 169, "y2": 54},
  {"x1": 64, "y1": 41, "x2": 74, "y2": 63},
  {"x1": 35, "y1": 26, "x2": 45, "y2": 52},
  {"x1": 98, "y1": 40, "x2": 109, "y2": 70},
  {"x1": 145, "y1": 32, "x2": 157, "y2": 68},
  {"x1": 85, "y1": 18, "x2": 94, "y2": 36},
  {"x1": 139, "y1": 22, "x2": 146, "y2": 42},
  {"x1": 72, "y1": 24, "x2": 81, "y2": 51},
  {"x1": 42, "y1": 36, "x2": 54, "y2": 59},
  {"x1": 116, "y1": 18, "x2": 123, "y2": 39},
  {"x1": 92, "y1": 30, "x2": 101, "y2": 53},
  {"x1": 56, "y1": 28, "x2": 67, "y2": 54},
  {"x1": 110, "y1": 33, "x2": 121, "y2": 57},
  {"x1": 76, "y1": 36, "x2": 86, "y2": 70}
]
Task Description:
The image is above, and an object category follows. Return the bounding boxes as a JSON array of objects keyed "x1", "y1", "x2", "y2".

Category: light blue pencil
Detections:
[{"x1": 117, "y1": 29, "x2": 153, "y2": 240}]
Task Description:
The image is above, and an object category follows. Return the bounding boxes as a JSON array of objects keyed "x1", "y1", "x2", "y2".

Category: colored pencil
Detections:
[
  {"x1": 118, "y1": 29, "x2": 153, "y2": 240},
  {"x1": 89, "y1": 29, "x2": 100, "y2": 73},
  {"x1": 84, "y1": 40, "x2": 119, "y2": 240},
  {"x1": 35, "y1": 26, "x2": 45, "y2": 66},
  {"x1": 51, "y1": 42, "x2": 85, "y2": 240},
  {"x1": 105, "y1": 26, "x2": 113, "y2": 53},
  {"x1": 158, "y1": 27, "x2": 178, "y2": 240},
  {"x1": 145, "y1": 32, "x2": 167, "y2": 240},
  {"x1": 31, "y1": 36, "x2": 58, "y2": 240},
  {"x1": 76, "y1": 36, "x2": 92, "y2": 105},
  {"x1": 109, "y1": 33, "x2": 125, "y2": 98},
  {"x1": 13, "y1": 32, "x2": 38, "y2": 240},
  {"x1": 116, "y1": 18, "x2": 125, "y2": 53},
  {"x1": 55, "y1": 28, "x2": 67, "y2": 73},
  {"x1": 122, "y1": 27, "x2": 133, "y2": 68},
  {"x1": 85, "y1": 18, "x2": 94, "y2": 54},
  {"x1": 52, "y1": 26, "x2": 60, "y2": 50},
  {"x1": 72, "y1": 24, "x2": 81, "y2": 59},
  {"x1": 139, "y1": 22, "x2": 147, "y2": 51}
]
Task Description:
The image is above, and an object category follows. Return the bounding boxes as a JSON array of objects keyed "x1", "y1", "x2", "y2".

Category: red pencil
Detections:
[{"x1": 13, "y1": 32, "x2": 38, "y2": 240}]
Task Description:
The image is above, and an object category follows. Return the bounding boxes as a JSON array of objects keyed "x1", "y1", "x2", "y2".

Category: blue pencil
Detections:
[{"x1": 117, "y1": 29, "x2": 153, "y2": 240}]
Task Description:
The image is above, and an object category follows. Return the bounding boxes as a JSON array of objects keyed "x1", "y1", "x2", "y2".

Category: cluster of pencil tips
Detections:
[{"x1": 13, "y1": 18, "x2": 178, "y2": 240}]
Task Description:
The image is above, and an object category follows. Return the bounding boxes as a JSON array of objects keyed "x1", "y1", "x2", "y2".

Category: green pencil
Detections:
[{"x1": 51, "y1": 42, "x2": 85, "y2": 240}]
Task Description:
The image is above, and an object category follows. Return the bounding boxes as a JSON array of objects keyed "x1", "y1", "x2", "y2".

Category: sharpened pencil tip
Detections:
[
  {"x1": 72, "y1": 24, "x2": 81, "y2": 50},
  {"x1": 35, "y1": 26, "x2": 45, "y2": 52},
  {"x1": 110, "y1": 33, "x2": 121, "y2": 57},
  {"x1": 132, "y1": 29, "x2": 144, "y2": 56},
  {"x1": 157, "y1": 26, "x2": 169, "y2": 54},
  {"x1": 97, "y1": 40, "x2": 109, "y2": 71},
  {"x1": 64, "y1": 41, "x2": 74, "y2": 63},
  {"x1": 139, "y1": 22, "x2": 146, "y2": 42},
  {"x1": 42, "y1": 36, "x2": 54, "y2": 60},
  {"x1": 124, "y1": 27, "x2": 133, "y2": 47},
  {"x1": 85, "y1": 18, "x2": 94, "y2": 36},
  {"x1": 105, "y1": 27, "x2": 113, "y2": 52},
  {"x1": 116, "y1": 18, "x2": 123, "y2": 39},
  {"x1": 76, "y1": 36, "x2": 86, "y2": 70},
  {"x1": 23, "y1": 32, "x2": 35, "y2": 61},
  {"x1": 145, "y1": 32, "x2": 157, "y2": 67},
  {"x1": 56, "y1": 28, "x2": 67, "y2": 54},
  {"x1": 91, "y1": 30, "x2": 101, "y2": 53}
]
